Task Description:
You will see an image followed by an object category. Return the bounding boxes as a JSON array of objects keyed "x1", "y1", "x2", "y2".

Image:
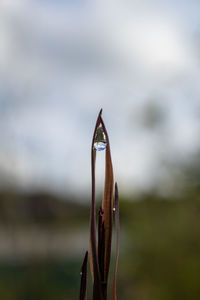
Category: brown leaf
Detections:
[
  {"x1": 98, "y1": 207, "x2": 105, "y2": 281},
  {"x1": 100, "y1": 115, "x2": 114, "y2": 285},
  {"x1": 90, "y1": 109, "x2": 104, "y2": 300},
  {"x1": 112, "y1": 183, "x2": 120, "y2": 300}
]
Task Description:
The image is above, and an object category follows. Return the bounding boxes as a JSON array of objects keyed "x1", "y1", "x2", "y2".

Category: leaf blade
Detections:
[
  {"x1": 100, "y1": 115, "x2": 114, "y2": 285},
  {"x1": 89, "y1": 109, "x2": 104, "y2": 300},
  {"x1": 112, "y1": 183, "x2": 120, "y2": 300}
]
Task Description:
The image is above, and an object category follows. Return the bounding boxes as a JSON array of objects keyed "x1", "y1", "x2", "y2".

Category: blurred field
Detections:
[{"x1": 0, "y1": 191, "x2": 200, "y2": 299}]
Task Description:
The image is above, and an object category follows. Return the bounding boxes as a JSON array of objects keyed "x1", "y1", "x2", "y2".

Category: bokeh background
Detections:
[{"x1": 1, "y1": 0, "x2": 200, "y2": 299}]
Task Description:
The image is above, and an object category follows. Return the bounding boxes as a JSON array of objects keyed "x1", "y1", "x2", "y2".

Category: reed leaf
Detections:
[
  {"x1": 90, "y1": 109, "x2": 104, "y2": 300},
  {"x1": 100, "y1": 115, "x2": 114, "y2": 286},
  {"x1": 80, "y1": 109, "x2": 119, "y2": 300},
  {"x1": 112, "y1": 183, "x2": 120, "y2": 300}
]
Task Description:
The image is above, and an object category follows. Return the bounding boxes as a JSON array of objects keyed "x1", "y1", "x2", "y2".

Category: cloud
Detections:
[{"x1": 0, "y1": 0, "x2": 200, "y2": 196}]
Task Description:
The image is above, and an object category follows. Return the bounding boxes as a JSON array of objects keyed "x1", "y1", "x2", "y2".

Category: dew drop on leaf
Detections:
[
  {"x1": 94, "y1": 125, "x2": 107, "y2": 151},
  {"x1": 94, "y1": 141, "x2": 107, "y2": 151}
]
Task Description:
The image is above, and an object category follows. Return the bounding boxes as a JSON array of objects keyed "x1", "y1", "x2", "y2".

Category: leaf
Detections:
[
  {"x1": 98, "y1": 207, "x2": 105, "y2": 281},
  {"x1": 90, "y1": 109, "x2": 104, "y2": 300},
  {"x1": 79, "y1": 251, "x2": 88, "y2": 300},
  {"x1": 112, "y1": 183, "x2": 120, "y2": 300},
  {"x1": 100, "y1": 115, "x2": 114, "y2": 285},
  {"x1": 89, "y1": 109, "x2": 115, "y2": 300}
]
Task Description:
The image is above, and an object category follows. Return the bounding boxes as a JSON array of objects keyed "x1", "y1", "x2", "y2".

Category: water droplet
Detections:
[
  {"x1": 94, "y1": 141, "x2": 107, "y2": 151},
  {"x1": 94, "y1": 125, "x2": 107, "y2": 151},
  {"x1": 80, "y1": 272, "x2": 82, "y2": 276},
  {"x1": 113, "y1": 207, "x2": 116, "y2": 212}
]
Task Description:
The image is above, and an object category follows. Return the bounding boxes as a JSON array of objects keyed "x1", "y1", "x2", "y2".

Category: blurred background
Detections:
[{"x1": 0, "y1": 0, "x2": 200, "y2": 299}]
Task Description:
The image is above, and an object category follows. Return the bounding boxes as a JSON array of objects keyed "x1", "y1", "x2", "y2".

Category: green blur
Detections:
[{"x1": 0, "y1": 192, "x2": 199, "y2": 299}]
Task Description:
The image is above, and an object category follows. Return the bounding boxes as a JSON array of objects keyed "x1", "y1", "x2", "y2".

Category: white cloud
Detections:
[{"x1": 0, "y1": 0, "x2": 200, "y2": 196}]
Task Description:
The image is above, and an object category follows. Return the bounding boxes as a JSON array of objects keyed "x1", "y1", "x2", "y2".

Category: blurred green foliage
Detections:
[
  {"x1": 0, "y1": 260, "x2": 81, "y2": 300},
  {"x1": 118, "y1": 195, "x2": 200, "y2": 300},
  {"x1": 0, "y1": 192, "x2": 199, "y2": 299}
]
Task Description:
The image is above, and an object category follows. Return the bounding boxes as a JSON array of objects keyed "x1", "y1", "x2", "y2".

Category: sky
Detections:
[{"x1": 0, "y1": 0, "x2": 200, "y2": 198}]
